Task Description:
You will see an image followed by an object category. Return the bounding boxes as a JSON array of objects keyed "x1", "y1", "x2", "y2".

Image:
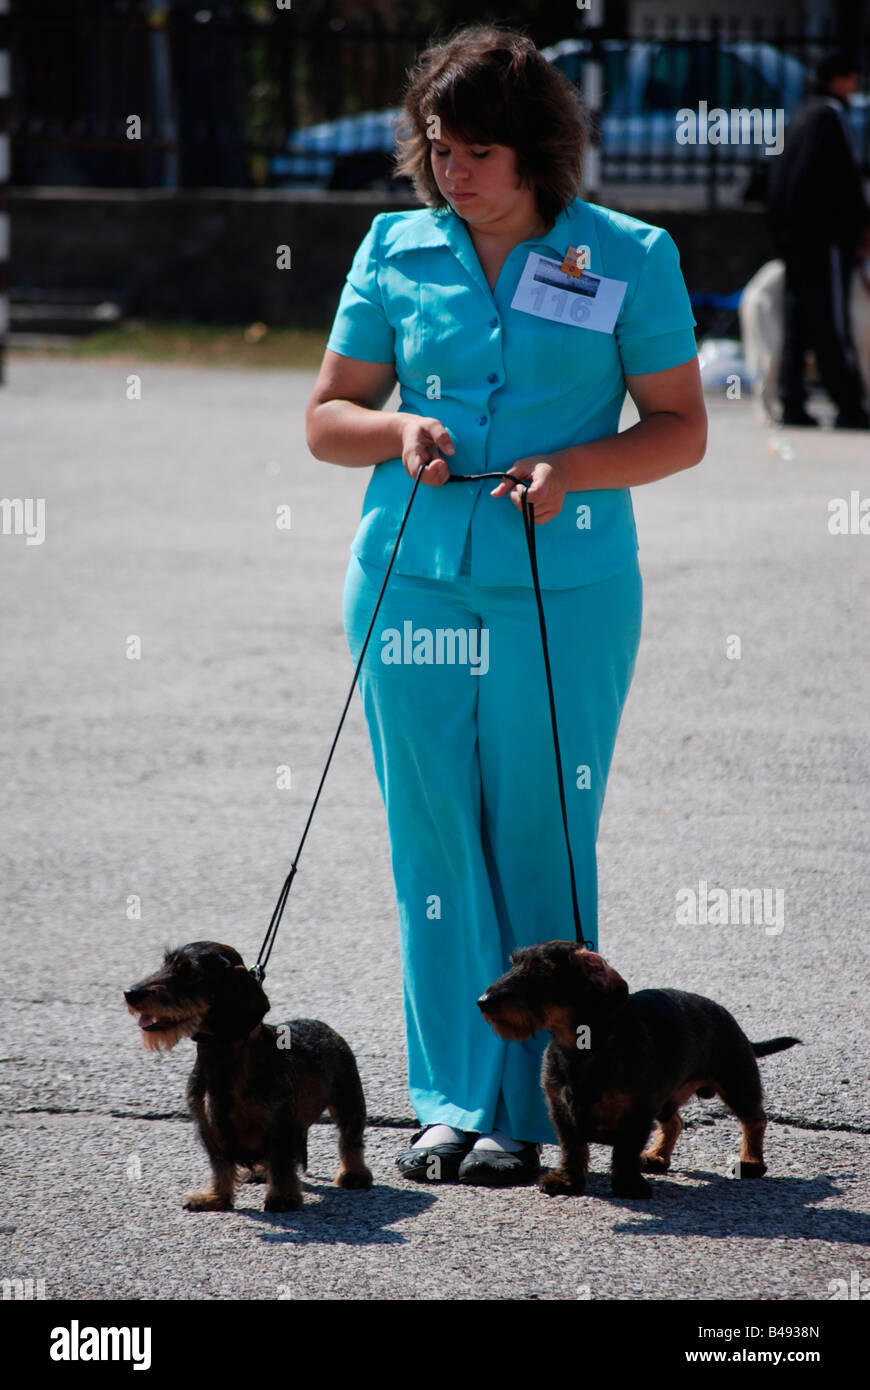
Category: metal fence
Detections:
[{"x1": 8, "y1": 1, "x2": 870, "y2": 203}]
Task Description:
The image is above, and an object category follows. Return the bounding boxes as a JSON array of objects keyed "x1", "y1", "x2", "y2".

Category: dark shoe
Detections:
[
  {"x1": 395, "y1": 1127, "x2": 474, "y2": 1182},
  {"x1": 458, "y1": 1140, "x2": 542, "y2": 1187},
  {"x1": 834, "y1": 409, "x2": 870, "y2": 430},
  {"x1": 780, "y1": 407, "x2": 819, "y2": 426}
]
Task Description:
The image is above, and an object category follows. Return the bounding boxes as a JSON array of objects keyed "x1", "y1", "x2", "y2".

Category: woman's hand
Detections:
[
  {"x1": 399, "y1": 416, "x2": 456, "y2": 485},
  {"x1": 489, "y1": 456, "x2": 567, "y2": 523}
]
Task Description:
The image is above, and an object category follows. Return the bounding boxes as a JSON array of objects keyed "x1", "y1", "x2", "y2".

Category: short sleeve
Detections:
[
  {"x1": 615, "y1": 228, "x2": 698, "y2": 376},
  {"x1": 325, "y1": 214, "x2": 396, "y2": 363}
]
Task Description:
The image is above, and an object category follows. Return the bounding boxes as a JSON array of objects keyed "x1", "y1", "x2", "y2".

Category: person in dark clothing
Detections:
[{"x1": 766, "y1": 51, "x2": 870, "y2": 428}]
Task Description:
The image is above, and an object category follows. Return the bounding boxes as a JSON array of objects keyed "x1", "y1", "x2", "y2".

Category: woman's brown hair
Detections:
[{"x1": 393, "y1": 22, "x2": 590, "y2": 230}]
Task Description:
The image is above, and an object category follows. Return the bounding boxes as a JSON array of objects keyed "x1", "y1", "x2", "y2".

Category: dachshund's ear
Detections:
[
  {"x1": 205, "y1": 966, "x2": 270, "y2": 1039},
  {"x1": 573, "y1": 949, "x2": 629, "y2": 1005}
]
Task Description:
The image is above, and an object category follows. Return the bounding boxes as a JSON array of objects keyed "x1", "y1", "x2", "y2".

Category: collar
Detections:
[
  {"x1": 193, "y1": 1022, "x2": 263, "y2": 1047},
  {"x1": 383, "y1": 198, "x2": 599, "y2": 296}
]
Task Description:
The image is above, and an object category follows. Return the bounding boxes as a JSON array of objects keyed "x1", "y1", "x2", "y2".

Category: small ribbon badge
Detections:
[{"x1": 559, "y1": 244, "x2": 590, "y2": 277}]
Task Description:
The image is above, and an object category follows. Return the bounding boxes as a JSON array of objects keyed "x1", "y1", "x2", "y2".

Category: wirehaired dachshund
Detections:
[
  {"x1": 478, "y1": 942, "x2": 800, "y2": 1200},
  {"x1": 125, "y1": 941, "x2": 372, "y2": 1212}
]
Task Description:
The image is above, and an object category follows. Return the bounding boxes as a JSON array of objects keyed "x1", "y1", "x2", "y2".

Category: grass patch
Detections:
[{"x1": 15, "y1": 320, "x2": 330, "y2": 369}]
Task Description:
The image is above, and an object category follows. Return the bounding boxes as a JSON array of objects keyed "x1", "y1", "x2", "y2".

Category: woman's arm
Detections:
[
  {"x1": 552, "y1": 356, "x2": 708, "y2": 488},
  {"x1": 306, "y1": 349, "x2": 404, "y2": 467},
  {"x1": 306, "y1": 349, "x2": 456, "y2": 482}
]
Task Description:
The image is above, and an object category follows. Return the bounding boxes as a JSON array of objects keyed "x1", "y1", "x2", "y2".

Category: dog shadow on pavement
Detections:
[
  {"x1": 242, "y1": 1179, "x2": 436, "y2": 1246},
  {"x1": 602, "y1": 1171, "x2": 869, "y2": 1244}
]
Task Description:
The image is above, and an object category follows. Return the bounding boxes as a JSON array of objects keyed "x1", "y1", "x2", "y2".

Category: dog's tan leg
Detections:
[
  {"x1": 611, "y1": 1112, "x2": 654, "y2": 1199},
  {"x1": 641, "y1": 1114, "x2": 682, "y2": 1173},
  {"x1": 718, "y1": 1062, "x2": 769, "y2": 1178},
  {"x1": 184, "y1": 1157, "x2": 236, "y2": 1211},
  {"x1": 263, "y1": 1136, "x2": 305, "y2": 1212},
  {"x1": 264, "y1": 1171, "x2": 303, "y2": 1212},
  {"x1": 540, "y1": 1141, "x2": 589, "y2": 1197},
  {"x1": 327, "y1": 1103, "x2": 373, "y2": 1190},
  {"x1": 539, "y1": 1084, "x2": 589, "y2": 1196},
  {"x1": 735, "y1": 1114, "x2": 767, "y2": 1178}
]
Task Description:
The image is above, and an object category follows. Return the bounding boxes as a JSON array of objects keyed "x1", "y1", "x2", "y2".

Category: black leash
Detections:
[
  {"x1": 252, "y1": 460, "x2": 429, "y2": 982},
  {"x1": 446, "y1": 471, "x2": 592, "y2": 952},
  {"x1": 252, "y1": 464, "x2": 590, "y2": 981}
]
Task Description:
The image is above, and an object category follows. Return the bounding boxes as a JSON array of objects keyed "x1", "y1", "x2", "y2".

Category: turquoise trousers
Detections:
[{"x1": 343, "y1": 551, "x2": 642, "y2": 1143}]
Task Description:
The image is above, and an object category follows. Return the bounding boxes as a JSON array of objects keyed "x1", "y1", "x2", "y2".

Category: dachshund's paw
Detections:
[
  {"x1": 183, "y1": 1191, "x2": 233, "y2": 1211},
  {"x1": 640, "y1": 1152, "x2": 670, "y2": 1173},
  {"x1": 336, "y1": 1167, "x2": 373, "y2": 1190},
  {"x1": 264, "y1": 1191, "x2": 303, "y2": 1212},
  {"x1": 539, "y1": 1169, "x2": 586, "y2": 1197},
  {"x1": 732, "y1": 1160, "x2": 767, "y2": 1179}
]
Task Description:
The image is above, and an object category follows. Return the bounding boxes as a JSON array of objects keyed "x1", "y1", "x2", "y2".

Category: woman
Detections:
[{"x1": 306, "y1": 23, "x2": 706, "y2": 1186}]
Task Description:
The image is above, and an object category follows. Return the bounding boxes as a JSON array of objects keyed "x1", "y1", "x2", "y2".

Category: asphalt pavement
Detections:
[{"x1": 1, "y1": 356, "x2": 868, "y2": 1303}]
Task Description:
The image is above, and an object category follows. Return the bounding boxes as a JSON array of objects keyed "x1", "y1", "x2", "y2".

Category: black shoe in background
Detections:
[
  {"x1": 780, "y1": 407, "x2": 819, "y2": 426},
  {"x1": 834, "y1": 408, "x2": 870, "y2": 430}
]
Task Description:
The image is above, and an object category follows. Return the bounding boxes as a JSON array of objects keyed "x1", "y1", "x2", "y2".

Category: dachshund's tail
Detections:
[{"x1": 752, "y1": 1036, "x2": 802, "y2": 1057}]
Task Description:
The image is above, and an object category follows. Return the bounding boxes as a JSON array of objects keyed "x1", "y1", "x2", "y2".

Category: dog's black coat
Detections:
[
  {"x1": 478, "y1": 941, "x2": 800, "y2": 1199},
  {"x1": 125, "y1": 941, "x2": 372, "y2": 1212}
]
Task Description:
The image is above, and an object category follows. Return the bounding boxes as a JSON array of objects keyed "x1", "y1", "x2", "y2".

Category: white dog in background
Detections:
[{"x1": 739, "y1": 257, "x2": 870, "y2": 421}]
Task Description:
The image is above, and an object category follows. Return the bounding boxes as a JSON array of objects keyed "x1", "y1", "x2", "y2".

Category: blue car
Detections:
[{"x1": 268, "y1": 38, "x2": 868, "y2": 191}]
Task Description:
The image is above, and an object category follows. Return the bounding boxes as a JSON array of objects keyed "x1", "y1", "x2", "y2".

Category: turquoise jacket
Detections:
[{"x1": 325, "y1": 197, "x2": 697, "y2": 588}]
